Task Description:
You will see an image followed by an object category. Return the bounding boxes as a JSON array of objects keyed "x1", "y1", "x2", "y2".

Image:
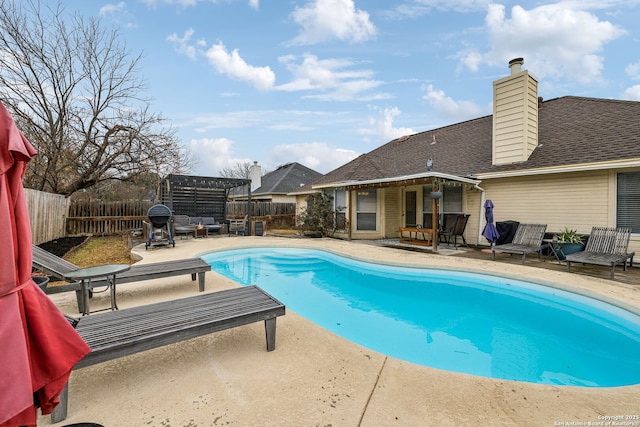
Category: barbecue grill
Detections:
[{"x1": 145, "y1": 204, "x2": 175, "y2": 249}]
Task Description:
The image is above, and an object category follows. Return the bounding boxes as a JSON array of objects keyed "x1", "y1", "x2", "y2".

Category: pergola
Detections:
[{"x1": 158, "y1": 174, "x2": 252, "y2": 224}]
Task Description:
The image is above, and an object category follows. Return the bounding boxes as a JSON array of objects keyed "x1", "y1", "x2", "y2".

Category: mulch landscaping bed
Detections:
[{"x1": 37, "y1": 236, "x2": 89, "y2": 258}]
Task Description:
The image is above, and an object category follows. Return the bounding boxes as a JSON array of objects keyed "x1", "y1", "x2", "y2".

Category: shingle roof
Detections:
[
  {"x1": 314, "y1": 96, "x2": 640, "y2": 186},
  {"x1": 254, "y1": 162, "x2": 323, "y2": 195}
]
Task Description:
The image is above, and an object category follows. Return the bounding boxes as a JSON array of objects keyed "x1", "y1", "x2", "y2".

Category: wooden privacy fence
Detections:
[
  {"x1": 226, "y1": 201, "x2": 296, "y2": 218},
  {"x1": 29, "y1": 198, "x2": 297, "y2": 239},
  {"x1": 25, "y1": 189, "x2": 71, "y2": 245},
  {"x1": 66, "y1": 200, "x2": 153, "y2": 236}
]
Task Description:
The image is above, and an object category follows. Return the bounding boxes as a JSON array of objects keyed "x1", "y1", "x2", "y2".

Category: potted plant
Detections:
[{"x1": 553, "y1": 228, "x2": 585, "y2": 260}]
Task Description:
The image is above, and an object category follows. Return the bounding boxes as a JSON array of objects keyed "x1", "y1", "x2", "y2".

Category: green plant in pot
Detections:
[{"x1": 554, "y1": 228, "x2": 585, "y2": 260}]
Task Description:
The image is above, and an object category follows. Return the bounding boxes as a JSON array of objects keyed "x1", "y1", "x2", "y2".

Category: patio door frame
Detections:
[{"x1": 404, "y1": 190, "x2": 417, "y2": 227}]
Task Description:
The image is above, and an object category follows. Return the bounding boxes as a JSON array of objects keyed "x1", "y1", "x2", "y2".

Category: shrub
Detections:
[{"x1": 296, "y1": 193, "x2": 336, "y2": 237}]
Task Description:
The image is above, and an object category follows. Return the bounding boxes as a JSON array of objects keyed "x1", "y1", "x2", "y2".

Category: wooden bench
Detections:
[
  {"x1": 565, "y1": 227, "x2": 635, "y2": 279},
  {"x1": 51, "y1": 285, "x2": 286, "y2": 423},
  {"x1": 399, "y1": 227, "x2": 433, "y2": 246},
  {"x1": 33, "y1": 245, "x2": 211, "y2": 313},
  {"x1": 491, "y1": 223, "x2": 547, "y2": 264}
]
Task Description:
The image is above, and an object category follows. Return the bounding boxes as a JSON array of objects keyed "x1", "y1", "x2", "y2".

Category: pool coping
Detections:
[{"x1": 41, "y1": 236, "x2": 640, "y2": 426}]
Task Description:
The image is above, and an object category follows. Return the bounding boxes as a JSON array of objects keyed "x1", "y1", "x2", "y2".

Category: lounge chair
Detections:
[
  {"x1": 491, "y1": 223, "x2": 547, "y2": 264},
  {"x1": 565, "y1": 227, "x2": 635, "y2": 279},
  {"x1": 51, "y1": 285, "x2": 285, "y2": 423},
  {"x1": 228, "y1": 215, "x2": 248, "y2": 235},
  {"x1": 32, "y1": 245, "x2": 211, "y2": 313},
  {"x1": 439, "y1": 213, "x2": 470, "y2": 249}
]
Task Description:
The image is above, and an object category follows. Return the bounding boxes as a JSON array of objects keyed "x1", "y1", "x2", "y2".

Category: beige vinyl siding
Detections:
[
  {"x1": 464, "y1": 188, "x2": 483, "y2": 246},
  {"x1": 384, "y1": 188, "x2": 401, "y2": 238},
  {"x1": 492, "y1": 70, "x2": 538, "y2": 165},
  {"x1": 270, "y1": 194, "x2": 296, "y2": 203},
  {"x1": 482, "y1": 171, "x2": 609, "y2": 235},
  {"x1": 295, "y1": 194, "x2": 308, "y2": 216}
]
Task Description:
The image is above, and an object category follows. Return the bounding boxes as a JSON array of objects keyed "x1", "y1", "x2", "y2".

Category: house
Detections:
[
  {"x1": 307, "y1": 58, "x2": 640, "y2": 255},
  {"x1": 230, "y1": 161, "x2": 322, "y2": 203}
]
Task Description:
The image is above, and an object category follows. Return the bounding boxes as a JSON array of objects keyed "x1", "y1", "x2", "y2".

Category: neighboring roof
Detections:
[
  {"x1": 314, "y1": 96, "x2": 640, "y2": 187},
  {"x1": 287, "y1": 181, "x2": 318, "y2": 196},
  {"x1": 232, "y1": 162, "x2": 323, "y2": 197}
]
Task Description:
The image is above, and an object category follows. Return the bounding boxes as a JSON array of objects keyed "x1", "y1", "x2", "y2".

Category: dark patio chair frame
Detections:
[{"x1": 439, "y1": 213, "x2": 470, "y2": 249}]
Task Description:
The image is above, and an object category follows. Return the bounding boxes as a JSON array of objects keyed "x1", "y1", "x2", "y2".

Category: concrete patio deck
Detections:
[{"x1": 40, "y1": 235, "x2": 640, "y2": 427}]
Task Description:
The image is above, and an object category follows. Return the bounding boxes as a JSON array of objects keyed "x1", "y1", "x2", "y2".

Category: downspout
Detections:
[{"x1": 474, "y1": 183, "x2": 486, "y2": 245}]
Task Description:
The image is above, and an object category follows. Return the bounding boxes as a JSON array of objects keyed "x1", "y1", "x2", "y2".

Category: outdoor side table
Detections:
[
  {"x1": 542, "y1": 239, "x2": 565, "y2": 264},
  {"x1": 64, "y1": 264, "x2": 131, "y2": 316}
]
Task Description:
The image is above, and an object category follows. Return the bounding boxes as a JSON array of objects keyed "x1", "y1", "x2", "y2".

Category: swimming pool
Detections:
[{"x1": 202, "y1": 247, "x2": 640, "y2": 387}]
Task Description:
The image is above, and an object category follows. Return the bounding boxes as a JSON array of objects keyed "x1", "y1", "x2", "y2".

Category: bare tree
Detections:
[
  {"x1": 0, "y1": 0, "x2": 193, "y2": 196},
  {"x1": 219, "y1": 161, "x2": 254, "y2": 179}
]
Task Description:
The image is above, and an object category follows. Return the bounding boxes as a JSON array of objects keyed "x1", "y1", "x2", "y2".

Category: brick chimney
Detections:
[{"x1": 492, "y1": 58, "x2": 539, "y2": 165}]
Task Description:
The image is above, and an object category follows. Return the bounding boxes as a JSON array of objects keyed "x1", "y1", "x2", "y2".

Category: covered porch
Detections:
[{"x1": 313, "y1": 171, "x2": 483, "y2": 252}]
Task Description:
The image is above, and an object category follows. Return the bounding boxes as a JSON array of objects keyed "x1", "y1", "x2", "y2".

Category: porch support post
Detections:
[
  {"x1": 347, "y1": 189, "x2": 352, "y2": 240},
  {"x1": 431, "y1": 181, "x2": 439, "y2": 252}
]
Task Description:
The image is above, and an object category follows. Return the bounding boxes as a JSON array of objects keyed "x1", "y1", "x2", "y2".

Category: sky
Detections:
[{"x1": 62, "y1": 0, "x2": 640, "y2": 177}]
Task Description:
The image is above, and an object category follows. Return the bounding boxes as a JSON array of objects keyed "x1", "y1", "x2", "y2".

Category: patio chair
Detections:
[
  {"x1": 491, "y1": 223, "x2": 547, "y2": 264},
  {"x1": 173, "y1": 214, "x2": 197, "y2": 239},
  {"x1": 439, "y1": 213, "x2": 470, "y2": 249},
  {"x1": 565, "y1": 227, "x2": 635, "y2": 279},
  {"x1": 32, "y1": 245, "x2": 211, "y2": 313},
  {"x1": 229, "y1": 215, "x2": 248, "y2": 235}
]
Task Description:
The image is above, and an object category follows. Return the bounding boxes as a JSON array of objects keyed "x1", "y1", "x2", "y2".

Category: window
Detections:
[
  {"x1": 334, "y1": 189, "x2": 347, "y2": 230},
  {"x1": 356, "y1": 189, "x2": 377, "y2": 230},
  {"x1": 442, "y1": 185, "x2": 463, "y2": 213},
  {"x1": 617, "y1": 171, "x2": 640, "y2": 233},
  {"x1": 422, "y1": 183, "x2": 464, "y2": 227}
]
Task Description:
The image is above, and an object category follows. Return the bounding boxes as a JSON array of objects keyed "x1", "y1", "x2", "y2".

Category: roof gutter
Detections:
[
  {"x1": 476, "y1": 159, "x2": 640, "y2": 180},
  {"x1": 312, "y1": 171, "x2": 481, "y2": 190}
]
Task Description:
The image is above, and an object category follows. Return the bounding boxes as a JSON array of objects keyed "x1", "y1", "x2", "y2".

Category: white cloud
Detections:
[
  {"x1": 167, "y1": 30, "x2": 275, "y2": 91},
  {"x1": 189, "y1": 137, "x2": 251, "y2": 175},
  {"x1": 277, "y1": 53, "x2": 389, "y2": 101},
  {"x1": 267, "y1": 142, "x2": 359, "y2": 173},
  {"x1": 140, "y1": 0, "x2": 197, "y2": 7},
  {"x1": 459, "y1": 3, "x2": 625, "y2": 83},
  {"x1": 99, "y1": 2, "x2": 136, "y2": 28},
  {"x1": 205, "y1": 42, "x2": 276, "y2": 91},
  {"x1": 289, "y1": 0, "x2": 377, "y2": 45},
  {"x1": 626, "y1": 60, "x2": 640, "y2": 79},
  {"x1": 359, "y1": 107, "x2": 415, "y2": 142},
  {"x1": 622, "y1": 85, "x2": 640, "y2": 101},
  {"x1": 385, "y1": 0, "x2": 492, "y2": 18},
  {"x1": 99, "y1": 2, "x2": 126, "y2": 16},
  {"x1": 422, "y1": 84, "x2": 487, "y2": 121},
  {"x1": 167, "y1": 28, "x2": 197, "y2": 60},
  {"x1": 249, "y1": 0, "x2": 259, "y2": 10}
]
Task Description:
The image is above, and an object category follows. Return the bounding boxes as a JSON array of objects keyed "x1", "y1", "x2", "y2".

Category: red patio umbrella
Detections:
[{"x1": 0, "y1": 102, "x2": 90, "y2": 426}]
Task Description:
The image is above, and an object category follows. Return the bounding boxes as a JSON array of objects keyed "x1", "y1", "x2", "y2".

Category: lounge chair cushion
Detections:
[{"x1": 190, "y1": 216, "x2": 222, "y2": 232}]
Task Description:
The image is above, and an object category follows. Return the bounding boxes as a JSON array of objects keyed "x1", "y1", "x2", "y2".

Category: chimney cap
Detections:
[{"x1": 508, "y1": 57, "x2": 524, "y2": 74}]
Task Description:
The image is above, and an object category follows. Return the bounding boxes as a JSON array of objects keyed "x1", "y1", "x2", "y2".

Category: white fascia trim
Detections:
[
  {"x1": 476, "y1": 159, "x2": 640, "y2": 180},
  {"x1": 312, "y1": 171, "x2": 481, "y2": 190}
]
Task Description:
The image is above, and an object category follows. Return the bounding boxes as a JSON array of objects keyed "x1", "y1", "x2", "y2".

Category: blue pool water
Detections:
[{"x1": 202, "y1": 247, "x2": 640, "y2": 387}]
